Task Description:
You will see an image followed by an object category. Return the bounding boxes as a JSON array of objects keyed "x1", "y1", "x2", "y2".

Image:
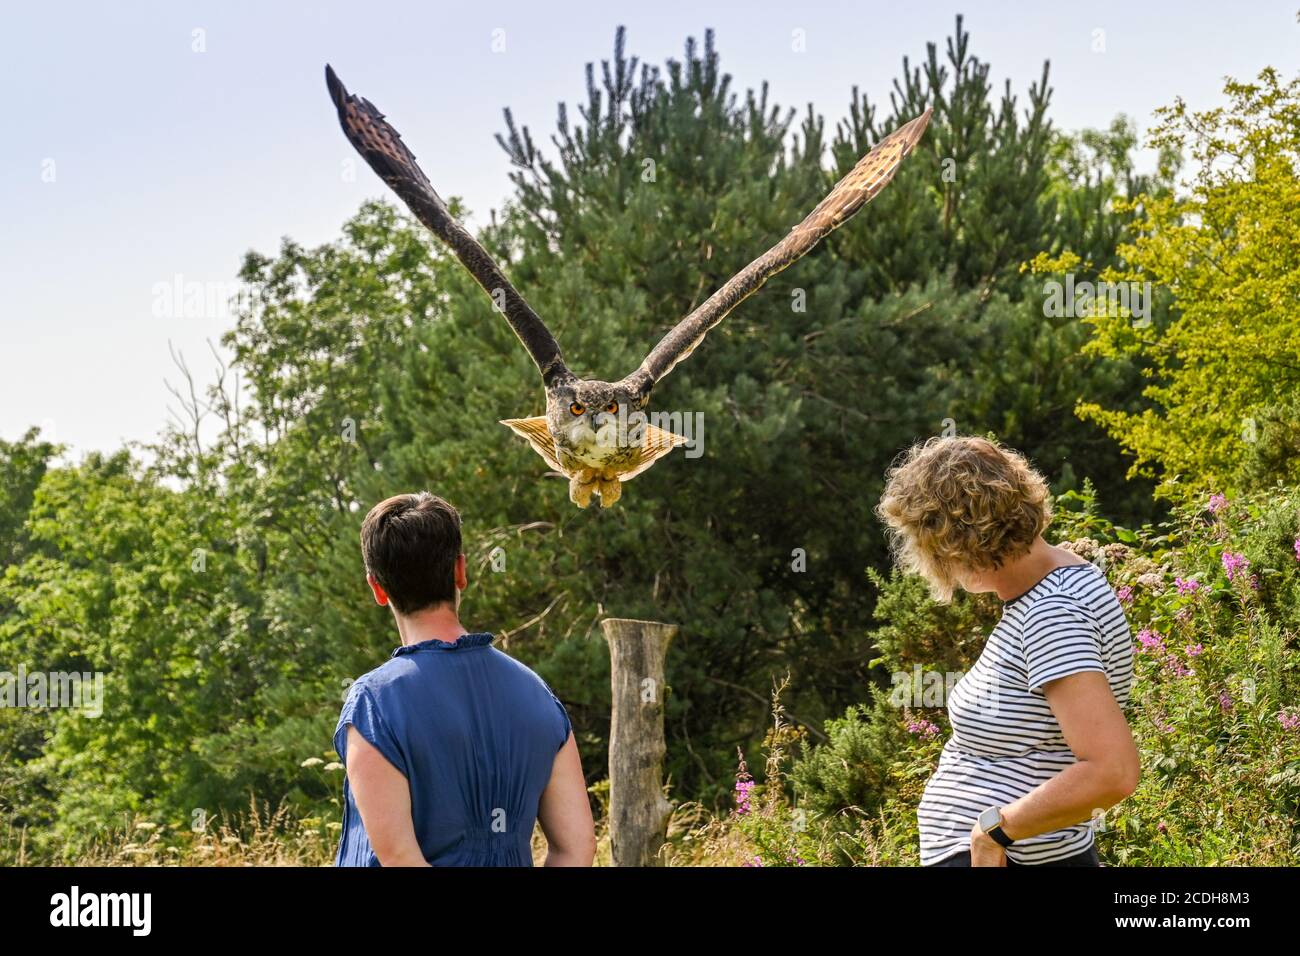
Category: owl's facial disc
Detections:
[{"x1": 553, "y1": 381, "x2": 639, "y2": 454}]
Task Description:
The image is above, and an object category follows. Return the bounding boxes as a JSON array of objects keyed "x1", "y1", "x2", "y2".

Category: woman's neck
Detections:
[
  {"x1": 990, "y1": 537, "x2": 1088, "y2": 602},
  {"x1": 392, "y1": 603, "x2": 469, "y2": 646}
]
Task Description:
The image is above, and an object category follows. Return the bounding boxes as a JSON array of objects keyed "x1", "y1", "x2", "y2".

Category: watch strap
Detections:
[{"x1": 987, "y1": 822, "x2": 1015, "y2": 848}]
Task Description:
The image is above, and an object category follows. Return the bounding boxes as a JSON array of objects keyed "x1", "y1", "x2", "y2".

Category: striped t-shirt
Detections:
[{"x1": 917, "y1": 562, "x2": 1134, "y2": 865}]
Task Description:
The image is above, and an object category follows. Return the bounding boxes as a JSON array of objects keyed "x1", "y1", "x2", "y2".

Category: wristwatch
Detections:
[{"x1": 978, "y1": 806, "x2": 1015, "y2": 848}]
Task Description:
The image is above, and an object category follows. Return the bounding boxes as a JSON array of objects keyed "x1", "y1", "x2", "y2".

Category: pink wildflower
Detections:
[
  {"x1": 906, "y1": 718, "x2": 940, "y2": 739},
  {"x1": 734, "y1": 778, "x2": 755, "y2": 815},
  {"x1": 1221, "y1": 551, "x2": 1249, "y2": 582},
  {"x1": 1136, "y1": 628, "x2": 1165, "y2": 654}
]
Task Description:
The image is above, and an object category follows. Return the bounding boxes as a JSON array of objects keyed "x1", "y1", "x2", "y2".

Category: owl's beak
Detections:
[
  {"x1": 565, "y1": 417, "x2": 597, "y2": 445},
  {"x1": 592, "y1": 411, "x2": 624, "y2": 447}
]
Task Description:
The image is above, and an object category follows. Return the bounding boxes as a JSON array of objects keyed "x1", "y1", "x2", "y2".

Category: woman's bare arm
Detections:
[
  {"x1": 537, "y1": 732, "x2": 596, "y2": 866},
  {"x1": 983, "y1": 671, "x2": 1141, "y2": 856},
  {"x1": 345, "y1": 725, "x2": 430, "y2": 867}
]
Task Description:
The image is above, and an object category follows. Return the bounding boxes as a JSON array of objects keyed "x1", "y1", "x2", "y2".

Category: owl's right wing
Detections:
[
  {"x1": 499, "y1": 416, "x2": 567, "y2": 474},
  {"x1": 621, "y1": 107, "x2": 932, "y2": 392},
  {"x1": 326, "y1": 65, "x2": 572, "y2": 387}
]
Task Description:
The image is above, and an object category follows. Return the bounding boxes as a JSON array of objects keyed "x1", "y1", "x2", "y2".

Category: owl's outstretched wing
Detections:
[
  {"x1": 618, "y1": 423, "x2": 690, "y2": 482},
  {"x1": 499, "y1": 417, "x2": 566, "y2": 474},
  {"x1": 326, "y1": 65, "x2": 572, "y2": 387},
  {"x1": 622, "y1": 108, "x2": 932, "y2": 391}
]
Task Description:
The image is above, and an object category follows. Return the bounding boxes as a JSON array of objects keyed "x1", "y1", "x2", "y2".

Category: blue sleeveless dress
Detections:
[{"x1": 333, "y1": 632, "x2": 572, "y2": 867}]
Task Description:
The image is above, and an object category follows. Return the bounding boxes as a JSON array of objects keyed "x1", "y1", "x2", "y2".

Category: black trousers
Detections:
[{"x1": 927, "y1": 842, "x2": 1100, "y2": 867}]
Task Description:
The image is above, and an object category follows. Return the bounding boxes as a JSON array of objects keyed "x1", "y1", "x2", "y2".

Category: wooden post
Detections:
[{"x1": 600, "y1": 617, "x2": 677, "y2": 867}]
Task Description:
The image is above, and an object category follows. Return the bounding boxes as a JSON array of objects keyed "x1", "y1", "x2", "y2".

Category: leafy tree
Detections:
[
  {"x1": 828, "y1": 14, "x2": 1058, "y2": 295},
  {"x1": 0, "y1": 429, "x2": 59, "y2": 567},
  {"x1": 1078, "y1": 67, "x2": 1300, "y2": 496}
]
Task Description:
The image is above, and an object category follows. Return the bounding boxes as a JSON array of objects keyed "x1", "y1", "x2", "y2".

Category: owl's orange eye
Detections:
[
  {"x1": 605, "y1": 402, "x2": 619, "y2": 414},
  {"x1": 569, "y1": 402, "x2": 585, "y2": 416}
]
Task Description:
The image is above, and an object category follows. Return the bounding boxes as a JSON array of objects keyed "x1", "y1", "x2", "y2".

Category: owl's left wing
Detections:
[
  {"x1": 619, "y1": 423, "x2": 690, "y2": 482},
  {"x1": 621, "y1": 108, "x2": 931, "y2": 392}
]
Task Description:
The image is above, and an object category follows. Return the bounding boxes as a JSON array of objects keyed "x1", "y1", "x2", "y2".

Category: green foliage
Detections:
[
  {"x1": 0, "y1": 429, "x2": 60, "y2": 567},
  {"x1": 790, "y1": 694, "x2": 913, "y2": 820},
  {"x1": 1077, "y1": 67, "x2": 1300, "y2": 497}
]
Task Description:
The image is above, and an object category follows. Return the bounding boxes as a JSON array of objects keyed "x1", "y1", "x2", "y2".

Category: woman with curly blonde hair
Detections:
[{"x1": 877, "y1": 435, "x2": 1139, "y2": 867}]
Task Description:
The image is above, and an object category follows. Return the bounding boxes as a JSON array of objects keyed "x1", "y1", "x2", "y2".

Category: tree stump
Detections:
[{"x1": 600, "y1": 617, "x2": 677, "y2": 867}]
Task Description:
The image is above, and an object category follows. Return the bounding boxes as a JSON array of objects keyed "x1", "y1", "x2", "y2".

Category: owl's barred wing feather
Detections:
[
  {"x1": 624, "y1": 108, "x2": 932, "y2": 389},
  {"x1": 499, "y1": 416, "x2": 565, "y2": 473},
  {"x1": 618, "y1": 424, "x2": 690, "y2": 482},
  {"x1": 325, "y1": 65, "x2": 571, "y2": 387}
]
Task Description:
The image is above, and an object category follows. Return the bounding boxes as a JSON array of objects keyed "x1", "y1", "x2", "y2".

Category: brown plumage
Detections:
[
  {"x1": 631, "y1": 108, "x2": 932, "y2": 386},
  {"x1": 325, "y1": 64, "x2": 930, "y2": 508}
]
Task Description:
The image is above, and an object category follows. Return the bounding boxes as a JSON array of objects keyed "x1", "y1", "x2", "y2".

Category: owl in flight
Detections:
[{"x1": 326, "y1": 65, "x2": 930, "y2": 508}]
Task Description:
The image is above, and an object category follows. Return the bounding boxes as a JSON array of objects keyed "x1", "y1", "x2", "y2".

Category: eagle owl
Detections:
[{"x1": 326, "y1": 65, "x2": 930, "y2": 508}]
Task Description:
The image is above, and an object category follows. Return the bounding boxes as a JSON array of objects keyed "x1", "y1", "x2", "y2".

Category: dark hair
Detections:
[{"x1": 360, "y1": 492, "x2": 462, "y2": 615}]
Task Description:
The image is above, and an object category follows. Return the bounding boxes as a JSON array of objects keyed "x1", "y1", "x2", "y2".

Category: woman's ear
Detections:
[
  {"x1": 454, "y1": 553, "x2": 468, "y2": 592},
  {"x1": 366, "y1": 572, "x2": 389, "y2": 607}
]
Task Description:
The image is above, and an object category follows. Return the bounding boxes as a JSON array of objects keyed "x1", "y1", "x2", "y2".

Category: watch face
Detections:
[{"x1": 978, "y1": 807, "x2": 1001, "y2": 831}]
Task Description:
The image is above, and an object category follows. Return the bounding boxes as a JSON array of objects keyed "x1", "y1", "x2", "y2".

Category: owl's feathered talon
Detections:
[
  {"x1": 569, "y1": 475, "x2": 595, "y2": 509},
  {"x1": 596, "y1": 476, "x2": 622, "y2": 508}
]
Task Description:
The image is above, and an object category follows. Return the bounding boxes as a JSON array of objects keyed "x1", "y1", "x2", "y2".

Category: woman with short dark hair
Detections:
[{"x1": 335, "y1": 491, "x2": 595, "y2": 867}]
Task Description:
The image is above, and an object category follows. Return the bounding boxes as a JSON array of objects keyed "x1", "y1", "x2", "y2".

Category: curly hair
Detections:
[{"x1": 875, "y1": 436, "x2": 1052, "y2": 602}]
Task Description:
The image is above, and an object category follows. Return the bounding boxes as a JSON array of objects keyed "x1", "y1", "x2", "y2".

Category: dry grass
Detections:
[
  {"x1": 36, "y1": 799, "x2": 339, "y2": 867},
  {"x1": 9, "y1": 790, "x2": 621, "y2": 867}
]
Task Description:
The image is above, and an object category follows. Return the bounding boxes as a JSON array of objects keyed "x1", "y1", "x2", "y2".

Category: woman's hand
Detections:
[{"x1": 969, "y1": 824, "x2": 1007, "y2": 867}]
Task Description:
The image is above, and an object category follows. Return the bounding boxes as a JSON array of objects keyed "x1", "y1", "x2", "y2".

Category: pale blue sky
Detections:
[{"x1": 3, "y1": 1, "x2": 1297, "y2": 457}]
